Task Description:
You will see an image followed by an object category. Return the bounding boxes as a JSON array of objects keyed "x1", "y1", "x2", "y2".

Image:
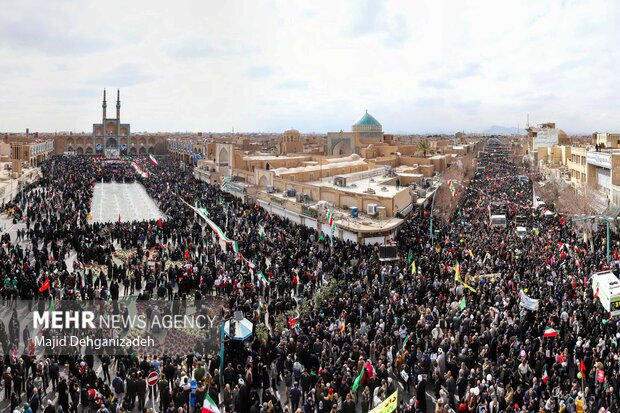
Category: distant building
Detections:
[
  {"x1": 526, "y1": 122, "x2": 569, "y2": 158},
  {"x1": 279, "y1": 129, "x2": 304, "y2": 154},
  {"x1": 91, "y1": 89, "x2": 130, "y2": 156},
  {"x1": 326, "y1": 111, "x2": 387, "y2": 156},
  {"x1": 0, "y1": 130, "x2": 54, "y2": 168},
  {"x1": 53, "y1": 90, "x2": 167, "y2": 156}
]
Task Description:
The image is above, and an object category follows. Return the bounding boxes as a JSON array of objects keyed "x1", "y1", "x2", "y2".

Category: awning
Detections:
[
  {"x1": 602, "y1": 206, "x2": 620, "y2": 219},
  {"x1": 397, "y1": 203, "x2": 414, "y2": 217}
]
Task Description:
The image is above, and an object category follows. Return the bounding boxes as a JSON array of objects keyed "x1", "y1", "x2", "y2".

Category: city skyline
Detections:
[{"x1": 1, "y1": 0, "x2": 619, "y2": 134}]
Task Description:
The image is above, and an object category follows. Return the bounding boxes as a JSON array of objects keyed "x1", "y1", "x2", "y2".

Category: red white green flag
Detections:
[
  {"x1": 202, "y1": 394, "x2": 220, "y2": 413},
  {"x1": 448, "y1": 180, "x2": 457, "y2": 197},
  {"x1": 148, "y1": 154, "x2": 158, "y2": 166},
  {"x1": 543, "y1": 327, "x2": 559, "y2": 338},
  {"x1": 288, "y1": 310, "x2": 300, "y2": 329}
]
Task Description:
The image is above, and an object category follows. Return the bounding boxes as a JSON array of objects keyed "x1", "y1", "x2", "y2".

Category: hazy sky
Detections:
[{"x1": 1, "y1": 0, "x2": 619, "y2": 134}]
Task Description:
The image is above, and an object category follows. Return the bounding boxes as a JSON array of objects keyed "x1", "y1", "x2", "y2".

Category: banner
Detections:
[
  {"x1": 519, "y1": 289, "x2": 539, "y2": 311},
  {"x1": 369, "y1": 390, "x2": 398, "y2": 413}
]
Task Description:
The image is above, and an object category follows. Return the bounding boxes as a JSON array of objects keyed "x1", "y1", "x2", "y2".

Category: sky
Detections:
[{"x1": 1, "y1": 0, "x2": 619, "y2": 134}]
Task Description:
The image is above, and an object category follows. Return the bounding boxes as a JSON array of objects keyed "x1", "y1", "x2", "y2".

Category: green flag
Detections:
[
  {"x1": 402, "y1": 334, "x2": 410, "y2": 350},
  {"x1": 351, "y1": 369, "x2": 364, "y2": 391},
  {"x1": 319, "y1": 233, "x2": 325, "y2": 242},
  {"x1": 460, "y1": 296, "x2": 466, "y2": 311},
  {"x1": 407, "y1": 249, "x2": 412, "y2": 265}
]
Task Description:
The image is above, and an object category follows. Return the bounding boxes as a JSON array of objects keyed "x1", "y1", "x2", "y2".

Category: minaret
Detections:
[
  {"x1": 102, "y1": 89, "x2": 107, "y2": 127},
  {"x1": 116, "y1": 89, "x2": 121, "y2": 136}
]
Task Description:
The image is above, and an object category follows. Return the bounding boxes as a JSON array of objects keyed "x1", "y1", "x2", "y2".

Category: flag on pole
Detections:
[
  {"x1": 460, "y1": 296, "x2": 466, "y2": 311},
  {"x1": 258, "y1": 225, "x2": 265, "y2": 241},
  {"x1": 410, "y1": 260, "x2": 416, "y2": 275},
  {"x1": 542, "y1": 367, "x2": 548, "y2": 384},
  {"x1": 148, "y1": 154, "x2": 159, "y2": 166},
  {"x1": 407, "y1": 249, "x2": 412, "y2": 265},
  {"x1": 202, "y1": 393, "x2": 220, "y2": 413},
  {"x1": 117, "y1": 214, "x2": 121, "y2": 223}
]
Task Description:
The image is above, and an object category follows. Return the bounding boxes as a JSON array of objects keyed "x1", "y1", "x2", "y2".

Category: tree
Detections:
[
  {"x1": 417, "y1": 139, "x2": 430, "y2": 157},
  {"x1": 435, "y1": 161, "x2": 465, "y2": 219},
  {"x1": 538, "y1": 180, "x2": 606, "y2": 252},
  {"x1": 556, "y1": 183, "x2": 607, "y2": 252}
]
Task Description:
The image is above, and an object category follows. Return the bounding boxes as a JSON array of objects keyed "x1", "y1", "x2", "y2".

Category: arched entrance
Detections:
[
  {"x1": 85, "y1": 147, "x2": 93, "y2": 155},
  {"x1": 332, "y1": 141, "x2": 350, "y2": 156},
  {"x1": 77, "y1": 147, "x2": 84, "y2": 155},
  {"x1": 218, "y1": 147, "x2": 229, "y2": 164},
  {"x1": 138, "y1": 146, "x2": 146, "y2": 155},
  {"x1": 258, "y1": 175, "x2": 269, "y2": 187},
  {"x1": 130, "y1": 147, "x2": 137, "y2": 156}
]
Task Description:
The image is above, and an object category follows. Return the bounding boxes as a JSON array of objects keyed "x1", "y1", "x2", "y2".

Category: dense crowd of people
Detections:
[{"x1": 0, "y1": 148, "x2": 617, "y2": 413}]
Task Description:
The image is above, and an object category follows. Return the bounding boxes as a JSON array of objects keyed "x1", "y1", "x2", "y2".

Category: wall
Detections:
[{"x1": 612, "y1": 155, "x2": 620, "y2": 186}]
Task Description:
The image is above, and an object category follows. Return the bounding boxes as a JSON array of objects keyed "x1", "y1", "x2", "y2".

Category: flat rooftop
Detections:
[{"x1": 243, "y1": 155, "x2": 309, "y2": 161}]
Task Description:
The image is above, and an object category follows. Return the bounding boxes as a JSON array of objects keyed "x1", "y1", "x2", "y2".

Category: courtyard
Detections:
[{"x1": 90, "y1": 182, "x2": 165, "y2": 223}]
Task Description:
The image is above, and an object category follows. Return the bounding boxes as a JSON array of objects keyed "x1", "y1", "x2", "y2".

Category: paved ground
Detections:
[{"x1": 91, "y1": 182, "x2": 164, "y2": 223}]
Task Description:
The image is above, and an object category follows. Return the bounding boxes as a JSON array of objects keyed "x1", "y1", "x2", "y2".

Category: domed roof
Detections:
[
  {"x1": 284, "y1": 128, "x2": 300, "y2": 135},
  {"x1": 354, "y1": 110, "x2": 381, "y2": 127},
  {"x1": 352, "y1": 110, "x2": 382, "y2": 133}
]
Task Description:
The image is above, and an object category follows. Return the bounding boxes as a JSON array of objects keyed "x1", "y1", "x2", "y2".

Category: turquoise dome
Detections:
[{"x1": 352, "y1": 110, "x2": 382, "y2": 132}]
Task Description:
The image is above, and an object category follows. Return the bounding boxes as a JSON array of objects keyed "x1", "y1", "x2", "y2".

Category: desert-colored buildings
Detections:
[{"x1": 191, "y1": 112, "x2": 475, "y2": 244}]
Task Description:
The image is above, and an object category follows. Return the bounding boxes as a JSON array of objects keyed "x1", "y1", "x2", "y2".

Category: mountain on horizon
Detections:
[{"x1": 483, "y1": 125, "x2": 524, "y2": 135}]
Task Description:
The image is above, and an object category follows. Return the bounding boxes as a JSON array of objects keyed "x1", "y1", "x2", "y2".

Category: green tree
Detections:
[{"x1": 418, "y1": 139, "x2": 430, "y2": 157}]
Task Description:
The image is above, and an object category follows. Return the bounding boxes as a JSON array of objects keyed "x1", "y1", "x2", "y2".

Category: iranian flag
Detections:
[
  {"x1": 288, "y1": 310, "x2": 300, "y2": 329},
  {"x1": 448, "y1": 180, "x2": 457, "y2": 197},
  {"x1": 148, "y1": 154, "x2": 158, "y2": 166},
  {"x1": 257, "y1": 271, "x2": 268, "y2": 286},
  {"x1": 202, "y1": 394, "x2": 220, "y2": 413},
  {"x1": 325, "y1": 209, "x2": 336, "y2": 230},
  {"x1": 543, "y1": 327, "x2": 559, "y2": 338}
]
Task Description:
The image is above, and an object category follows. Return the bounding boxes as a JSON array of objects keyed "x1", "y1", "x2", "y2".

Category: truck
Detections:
[
  {"x1": 591, "y1": 270, "x2": 620, "y2": 316},
  {"x1": 489, "y1": 202, "x2": 507, "y2": 227}
]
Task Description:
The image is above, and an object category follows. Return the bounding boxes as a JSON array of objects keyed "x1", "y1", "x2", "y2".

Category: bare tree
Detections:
[
  {"x1": 435, "y1": 161, "x2": 466, "y2": 219},
  {"x1": 556, "y1": 183, "x2": 609, "y2": 251},
  {"x1": 532, "y1": 179, "x2": 607, "y2": 252}
]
